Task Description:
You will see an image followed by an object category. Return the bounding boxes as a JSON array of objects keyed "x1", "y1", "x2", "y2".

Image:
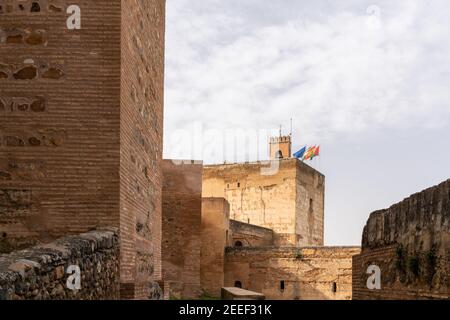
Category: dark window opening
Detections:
[
  {"x1": 332, "y1": 282, "x2": 337, "y2": 293},
  {"x1": 280, "y1": 281, "x2": 285, "y2": 291},
  {"x1": 309, "y1": 198, "x2": 314, "y2": 211},
  {"x1": 237, "y1": 182, "x2": 240, "y2": 188},
  {"x1": 1, "y1": 232, "x2": 6, "y2": 238},
  {"x1": 234, "y1": 281, "x2": 242, "y2": 288},
  {"x1": 31, "y1": 2, "x2": 40, "y2": 12},
  {"x1": 235, "y1": 241, "x2": 243, "y2": 247}
]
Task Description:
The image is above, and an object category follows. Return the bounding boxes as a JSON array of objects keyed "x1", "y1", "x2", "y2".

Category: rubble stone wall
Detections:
[
  {"x1": 353, "y1": 179, "x2": 450, "y2": 300},
  {"x1": 0, "y1": 229, "x2": 119, "y2": 300}
]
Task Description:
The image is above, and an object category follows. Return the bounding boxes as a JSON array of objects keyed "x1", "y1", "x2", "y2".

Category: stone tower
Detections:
[
  {"x1": 0, "y1": 0, "x2": 166, "y2": 299},
  {"x1": 203, "y1": 134, "x2": 324, "y2": 247},
  {"x1": 269, "y1": 135, "x2": 292, "y2": 159}
]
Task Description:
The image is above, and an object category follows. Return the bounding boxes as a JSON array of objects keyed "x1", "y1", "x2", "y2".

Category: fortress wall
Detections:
[
  {"x1": 0, "y1": 0, "x2": 166, "y2": 299},
  {"x1": 353, "y1": 179, "x2": 450, "y2": 300},
  {"x1": 0, "y1": 0, "x2": 122, "y2": 252},
  {"x1": 225, "y1": 246, "x2": 360, "y2": 300},
  {"x1": 119, "y1": 0, "x2": 166, "y2": 299},
  {"x1": 0, "y1": 229, "x2": 120, "y2": 300},
  {"x1": 203, "y1": 160, "x2": 299, "y2": 246},
  {"x1": 162, "y1": 160, "x2": 202, "y2": 299},
  {"x1": 201, "y1": 197, "x2": 230, "y2": 297},
  {"x1": 295, "y1": 161, "x2": 325, "y2": 246},
  {"x1": 229, "y1": 220, "x2": 274, "y2": 247}
]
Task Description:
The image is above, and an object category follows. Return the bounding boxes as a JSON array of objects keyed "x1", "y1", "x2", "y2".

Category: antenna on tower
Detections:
[{"x1": 279, "y1": 125, "x2": 282, "y2": 137}]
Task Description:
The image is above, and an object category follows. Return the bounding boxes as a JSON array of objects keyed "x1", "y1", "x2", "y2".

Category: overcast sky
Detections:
[{"x1": 163, "y1": 0, "x2": 450, "y2": 246}]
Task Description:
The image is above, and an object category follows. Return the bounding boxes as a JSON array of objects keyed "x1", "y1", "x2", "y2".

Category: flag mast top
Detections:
[{"x1": 290, "y1": 118, "x2": 293, "y2": 137}]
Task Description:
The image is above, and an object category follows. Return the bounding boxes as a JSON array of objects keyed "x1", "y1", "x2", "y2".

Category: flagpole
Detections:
[{"x1": 290, "y1": 118, "x2": 293, "y2": 137}]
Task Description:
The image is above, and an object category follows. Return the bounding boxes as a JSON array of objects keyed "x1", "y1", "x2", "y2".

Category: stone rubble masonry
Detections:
[
  {"x1": 225, "y1": 246, "x2": 360, "y2": 300},
  {"x1": 162, "y1": 160, "x2": 203, "y2": 299},
  {"x1": 0, "y1": 0, "x2": 166, "y2": 299},
  {"x1": 0, "y1": 229, "x2": 119, "y2": 300},
  {"x1": 229, "y1": 220, "x2": 274, "y2": 247},
  {"x1": 202, "y1": 158, "x2": 324, "y2": 247},
  {"x1": 201, "y1": 197, "x2": 230, "y2": 297},
  {"x1": 353, "y1": 179, "x2": 450, "y2": 300}
]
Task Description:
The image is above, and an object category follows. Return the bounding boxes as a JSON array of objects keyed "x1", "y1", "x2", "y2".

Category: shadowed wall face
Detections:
[
  {"x1": 201, "y1": 197, "x2": 230, "y2": 297},
  {"x1": 295, "y1": 161, "x2": 325, "y2": 247},
  {"x1": 229, "y1": 220, "x2": 274, "y2": 247},
  {"x1": 0, "y1": 0, "x2": 166, "y2": 300},
  {"x1": 162, "y1": 160, "x2": 202, "y2": 299},
  {"x1": 225, "y1": 247, "x2": 360, "y2": 300},
  {"x1": 353, "y1": 180, "x2": 450, "y2": 300}
]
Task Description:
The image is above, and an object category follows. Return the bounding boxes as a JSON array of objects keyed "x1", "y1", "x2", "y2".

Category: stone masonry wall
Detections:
[
  {"x1": 295, "y1": 160, "x2": 325, "y2": 246},
  {"x1": 0, "y1": 229, "x2": 119, "y2": 300},
  {"x1": 203, "y1": 160, "x2": 296, "y2": 246},
  {"x1": 201, "y1": 197, "x2": 230, "y2": 297},
  {"x1": 225, "y1": 247, "x2": 360, "y2": 300},
  {"x1": 162, "y1": 160, "x2": 202, "y2": 299},
  {"x1": 203, "y1": 159, "x2": 324, "y2": 247},
  {"x1": 229, "y1": 220, "x2": 274, "y2": 247},
  {"x1": 353, "y1": 179, "x2": 450, "y2": 300}
]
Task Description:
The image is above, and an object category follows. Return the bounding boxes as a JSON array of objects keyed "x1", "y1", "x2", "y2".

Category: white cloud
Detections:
[{"x1": 164, "y1": 0, "x2": 450, "y2": 162}]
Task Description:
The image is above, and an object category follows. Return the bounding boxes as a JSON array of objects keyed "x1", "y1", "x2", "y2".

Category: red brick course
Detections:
[{"x1": 0, "y1": 0, "x2": 166, "y2": 299}]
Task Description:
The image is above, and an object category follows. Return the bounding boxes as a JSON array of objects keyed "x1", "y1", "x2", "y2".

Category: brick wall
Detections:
[
  {"x1": 352, "y1": 179, "x2": 450, "y2": 300},
  {"x1": 119, "y1": 0, "x2": 165, "y2": 300},
  {"x1": 0, "y1": 0, "x2": 166, "y2": 300},
  {"x1": 229, "y1": 220, "x2": 274, "y2": 247},
  {"x1": 201, "y1": 197, "x2": 230, "y2": 297},
  {"x1": 0, "y1": 0, "x2": 121, "y2": 251},
  {"x1": 0, "y1": 229, "x2": 119, "y2": 300},
  {"x1": 162, "y1": 160, "x2": 202, "y2": 299},
  {"x1": 225, "y1": 246, "x2": 360, "y2": 300}
]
